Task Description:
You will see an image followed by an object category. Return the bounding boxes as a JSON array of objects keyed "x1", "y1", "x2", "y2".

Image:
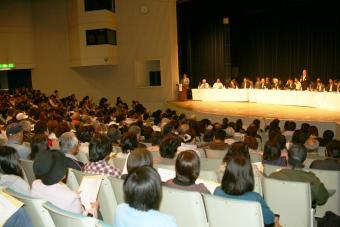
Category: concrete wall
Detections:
[{"x1": 0, "y1": 0, "x2": 179, "y2": 110}]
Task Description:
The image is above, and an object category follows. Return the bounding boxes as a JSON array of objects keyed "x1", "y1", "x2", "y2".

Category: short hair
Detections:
[
  {"x1": 120, "y1": 132, "x2": 138, "y2": 153},
  {"x1": 0, "y1": 146, "x2": 23, "y2": 177},
  {"x1": 142, "y1": 126, "x2": 153, "y2": 140},
  {"x1": 30, "y1": 134, "x2": 49, "y2": 160},
  {"x1": 151, "y1": 131, "x2": 162, "y2": 146},
  {"x1": 124, "y1": 166, "x2": 162, "y2": 211},
  {"x1": 301, "y1": 123, "x2": 310, "y2": 133},
  {"x1": 175, "y1": 150, "x2": 200, "y2": 183},
  {"x1": 263, "y1": 141, "x2": 281, "y2": 161},
  {"x1": 326, "y1": 140, "x2": 340, "y2": 158},
  {"x1": 244, "y1": 136, "x2": 258, "y2": 150},
  {"x1": 308, "y1": 126, "x2": 319, "y2": 137},
  {"x1": 107, "y1": 125, "x2": 121, "y2": 143},
  {"x1": 287, "y1": 121, "x2": 296, "y2": 131},
  {"x1": 246, "y1": 124, "x2": 258, "y2": 137},
  {"x1": 129, "y1": 125, "x2": 142, "y2": 137},
  {"x1": 34, "y1": 121, "x2": 48, "y2": 134},
  {"x1": 89, "y1": 134, "x2": 112, "y2": 162},
  {"x1": 292, "y1": 130, "x2": 308, "y2": 144},
  {"x1": 95, "y1": 123, "x2": 108, "y2": 135},
  {"x1": 76, "y1": 125, "x2": 94, "y2": 143},
  {"x1": 288, "y1": 143, "x2": 307, "y2": 168},
  {"x1": 127, "y1": 149, "x2": 153, "y2": 173},
  {"x1": 214, "y1": 129, "x2": 227, "y2": 141},
  {"x1": 160, "y1": 135, "x2": 180, "y2": 159},
  {"x1": 235, "y1": 119, "x2": 243, "y2": 132},
  {"x1": 252, "y1": 119, "x2": 260, "y2": 130},
  {"x1": 55, "y1": 122, "x2": 71, "y2": 138},
  {"x1": 221, "y1": 155, "x2": 254, "y2": 195},
  {"x1": 59, "y1": 132, "x2": 78, "y2": 154},
  {"x1": 322, "y1": 130, "x2": 334, "y2": 143},
  {"x1": 225, "y1": 142, "x2": 250, "y2": 162}
]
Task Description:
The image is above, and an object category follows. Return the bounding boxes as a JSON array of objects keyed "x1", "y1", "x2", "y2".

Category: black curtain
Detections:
[
  {"x1": 230, "y1": 3, "x2": 340, "y2": 83},
  {"x1": 177, "y1": 3, "x2": 231, "y2": 88}
]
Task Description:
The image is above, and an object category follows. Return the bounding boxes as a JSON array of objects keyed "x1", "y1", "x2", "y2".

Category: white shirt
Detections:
[
  {"x1": 31, "y1": 179, "x2": 82, "y2": 214},
  {"x1": 177, "y1": 143, "x2": 202, "y2": 157},
  {"x1": 0, "y1": 174, "x2": 31, "y2": 196},
  {"x1": 199, "y1": 83, "x2": 210, "y2": 89},
  {"x1": 212, "y1": 82, "x2": 224, "y2": 89}
]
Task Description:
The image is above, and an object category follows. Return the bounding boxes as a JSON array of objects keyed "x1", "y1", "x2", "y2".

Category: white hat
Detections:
[{"x1": 16, "y1": 113, "x2": 28, "y2": 121}]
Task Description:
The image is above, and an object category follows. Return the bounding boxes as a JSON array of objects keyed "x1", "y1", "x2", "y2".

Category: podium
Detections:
[{"x1": 178, "y1": 84, "x2": 187, "y2": 101}]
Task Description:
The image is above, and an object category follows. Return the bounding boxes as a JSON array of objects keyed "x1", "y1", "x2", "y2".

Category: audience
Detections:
[
  {"x1": 114, "y1": 166, "x2": 178, "y2": 227},
  {"x1": 310, "y1": 140, "x2": 340, "y2": 171},
  {"x1": 262, "y1": 141, "x2": 287, "y2": 167},
  {"x1": 29, "y1": 134, "x2": 49, "y2": 160},
  {"x1": 59, "y1": 131, "x2": 84, "y2": 170},
  {"x1": 165, "y1": 150, "x2": 210, "y2": 194},
  {"x1": 5, "y1": 123, "x2": 31, "y2": 159},
  {"x1": 121, "y1": 148, "x2": 154, "y2": 179}
]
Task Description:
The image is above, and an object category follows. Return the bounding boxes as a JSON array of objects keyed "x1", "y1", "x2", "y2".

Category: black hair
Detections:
[
  {"x1": 124, "y1": 166, "x2": 162, "y2": 211},
  {"x1": 322, "y1": 130, "x2": 334, "y2": 144},
  {"x1": 120, "y1": 132, "x2": 138, "y2": 153},
  {"x1": 221, "y1": 155, "x2": 254, "y2": 195},
  {"x1": 34, "y1": 120, "x2": 48, "y2": 134},
  {"x1": 89, "y1": 134, "x2": 112, "y2": 162},
  {"x1": 127, "y1": 149, "x2": 153, "y2": 173},
  {"x1": 76, "y1": 125, "x2": 94, "y2": 143},
  {"x1": 175, "y1": 150, "x2": 200, "y2": 184},
  {"x1": 30, "y1": 134, "x2": 49, "y2": 160},
  {"x1": 288, "y1": 143, "x2": 307, "y2": 168},
  {"x1": 0, "y1": 146, "x2": 23, "y2": 178},
  {"x1": 224, "y1": 142, "x2": 250, "y2": 162},
  {"x1": 326, "y1": 140, "x2": 340, "y2": 158},
  {"x1": 160, "y1": 135, "x2": 180, "y2": 159},
  {"x1": 263, "y1": 141, "x2": 281, "y2": 161},
  {"x1": 292, "y1": 130, "x2": 308, "y2": 144},
  {"x1": 107, "y1": 125, "x2": 121, "y2": 144},
  {"x1": 214, "y1": 129, "x2": 227, "y2": 141}
]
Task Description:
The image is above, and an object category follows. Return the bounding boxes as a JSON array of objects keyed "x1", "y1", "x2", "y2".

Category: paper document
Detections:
[
  {"x1": 78, "y1": 175, "x2": 103, "y2": 210},
  {"x1": 0, "y1": 191, "x2": 24, "y2": 225},
  {"x1": 157, "y1": 168, "x2": 176, "y2": 182}
]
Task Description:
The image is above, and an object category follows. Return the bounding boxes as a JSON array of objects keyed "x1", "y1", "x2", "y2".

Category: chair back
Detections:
[
  {"x1": 7, "y1": 188, "x2": 55, "y2": 227},
  {"x1": 43, "y1": 202, "x2": 99, "y2": 227},
  {"x1": 109, "y1": 158, "x2": 126, "y2": 171},
  {"x1": 204, "y1": 149, "x2": 227, "y2": 159},
  {"x1": 202, "y1": 193, "x2": 264, "y2": 227},
  {"x1": 66, "y1": 168, "x2": 80, "y2": 191},
  {"x1": 75, "y1": 152, "x2": 89, "y2": 164},
  {"x1": 263, "y1": 177, "x2": 313, "y2": 227},
  {"x1": 20, "y1": 159, "x2": 35, "y2": 186},
  {"x1": 250, "y1": 152, "x2": 263, "y2": 163},
  {"x1": 109, "y1": 177, "x2": 125, "y2": 204},
  {"x1": 262, "y1": 164, "x2": 284, "y2": 177},
  {"x1": 160, "y1": 186, "x2": 208, "y2": 227},
  {"x1": 200, "y1": 158, "x2": 221, "y2": 171},
  {"x1": 307, "y1": 168, "x2": 340, "y2": 217}
]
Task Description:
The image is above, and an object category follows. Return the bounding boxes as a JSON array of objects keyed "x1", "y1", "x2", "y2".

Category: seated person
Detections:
[
  {"x1": 209, "y1": 129, "x2": 228, "y2": 150},
  {"x1": 84, "y1": 134, "x2": 121, "y2": 177},
  {"x1": 310, "y1": 140, "x2": 340, "y2": 171},
  {"x1": 165, "y1": 150, "x2": 210, "y2": 194},
  {"x1": 262, "y1": 141, "x2": 287, "y2": 167},
  {"x1": 212, "y1": 78, "x2": 224, "y2": 89},
  {"x1": 59, "y1": 132, "x2": 84, "y2": 170},
  {"x1": 199, "y1": 79, "x2": 210, "y2": 89},
  {"x1": 121, "y1": 148, "x2": 154, "y2": 179},
  {"x1": 5, "y1": 123, "x2": 31, "y2": 159},
  {"x1": 177, "y1": 129, "x2": 201, "y2": 158},
  {"x1": 154, "y1": 135, "x2": 180, "y2": 165},
  {"x1": 0, "y1": 146, "x2": 30, "y2": 195},
  {"x1": 114, "y1": 166, "x2": 177, "y2": 227},
  {"x1": 31, "y1": 149, "x2": 99, "y2": 217},
  {"x1": 304, "y1": 126, "x2": 320, "y2": 153},
  {"x1": 318, "y1": 130, "x2": 334, "y2": 147},
  {"x1": 270, "y1": 144, "x2": 329, "y2": 206},
  {"x1": 214, "y1": 155, "x2": 276, "y2": 226},
  {"x1": 118, "y1": 132, "x2": 138, "y2": 159},
  {"x1": 29, "y1": 134, "x2": 49, "y2": 160}
]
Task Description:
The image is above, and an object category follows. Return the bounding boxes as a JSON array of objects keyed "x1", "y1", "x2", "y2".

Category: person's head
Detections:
[
  {"x1": 325, "y1": 140, "x2": 340, "y2": 158},
  {"x1": 6, "y1": 122, "x2": 23, "y2": 143},
  {"x1": 160, "y1": 135, "x2": 180, "y2": 159},
  {"x1": 202, "y1": 79, "x2": 207, "y2": 84},
  {"x1": 124, "y1": 166, "x2": 162, "y2": 211},
  {"x1": 120, "y1": 132, "x2": 138, "y2": 153},
  {"x1": 225, "y1": 142, "x2": 250, "y2": 161},
  {"x1": 33, "y1": 120, "x2": 48, "y2": 135},
  {"x1": 142, "y1": 126, "x2": 153, "y2": 141},
  {"x1": 235, "y1": 119, "x2": 243, "y2": 132},
  {"x1": 0, "y1": 146, "x2": 23, "y2": 177},
  {"x1": 213, "y1": 129, "x2": 227, "y2": 142},
  {"x1": 263, "y1": 141, "x2": 281, "y2": 161},
  {"x1": 322, "y1": 130, "x2": 334, "y2": 144},
  {"x1": 300, "y1": 123, "x2": 310, "y2": 133},
  {"x1": 175, "y1": 150, "x2": 200, "y2": 184},
  {"x1": 95, "y1": 123, "x2": 108, "y2": 135},
  {"x1": 33, "y1": 149, "x2": 67, "y2": 185},
  {"x1": 216, "y1": 78, "x2": 221, "y2": 83},
  {"x1": 225, "y1": 127, "x2": 235, "y2": 138},
  {"x1": 292, "y1": 129, "x2": 308, "y2": 144},
  {"x1": 107, "y1": 125, "x2": 121, "y2": 144},
  {"x1": 30, "y1": 134, "x2": 49, "y2": 160},
  {"x1": 59, "y1": 132, "x2": 79, "y2": 155},
  {"x1": 76, "y1": 125, "x2": 94, "y2": 143},
  {"x1": 55, "y1": 122, "x2": 71, "y2": 138},
  {"x1": 89, "y1": 134, "x2": 112, "y2": 162},
  {"x1": 288, "y1": 144, "x2": 307, "y2": 168},
  {"x1": 246, "y1": 124, "x2": 258, "y2": 137},
  {"x1": 244, "y1": 136, "x2": 258, "y2": 150},
  {"x1": 127, "y1": 148, "x2": 153, "y2": 173},
  {"x1": 221, "y1": 155, "x2": 254, "y2": 195},
  {"x1": 302, "y1": 69, "x2": 307, "y2": 76},
  {"x1": 151, "y1": 131, "x2": 162, "y2": 146},
  {"x1": 307, "y1": 126, "x2": 319, "y2": 138},
  {"x1": 129, "y1": 125, "x2": 142, "y2": 140},
  {"x1": 287, "y1": 121, "x2": 296, "y2": 131},
  {"x1": 181, "y1": 128, "x2": 196, "y2": 144}
]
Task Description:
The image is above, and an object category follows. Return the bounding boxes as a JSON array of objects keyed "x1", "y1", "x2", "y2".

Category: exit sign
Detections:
[{"x1": 0, "y1": 63, "x2": 16, "y2": 70}]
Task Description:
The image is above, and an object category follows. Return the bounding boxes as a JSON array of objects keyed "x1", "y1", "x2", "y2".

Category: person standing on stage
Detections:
[
  {"x1": 182, "y1": 73, "x2": 190, "y2": 88},
  {"x1": 199, "y1": 79, "x2": 210, "y2": 89},
  {"x1": 212, "y1": 78, "x2": 224, "y2": 89},
  {"x1": 300, "y1": 69, "x2": 310, "y2": 91}
]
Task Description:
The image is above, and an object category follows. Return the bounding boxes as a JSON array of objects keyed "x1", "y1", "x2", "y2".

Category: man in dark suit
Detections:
[{"x1": 300, "y1": 69, "x2": 310, "y2": 90}]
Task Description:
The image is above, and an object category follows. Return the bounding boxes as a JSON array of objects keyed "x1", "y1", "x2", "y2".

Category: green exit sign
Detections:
[{"x1": 0, "y1": 63, "x2": 16, "y2": 70}]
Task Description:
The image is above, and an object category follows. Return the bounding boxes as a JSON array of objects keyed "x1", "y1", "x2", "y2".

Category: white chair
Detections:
[
  {"x1": 66, "y1": 169, "x2": 117, "y2": 225},
  {"x1": 112, "y1": 146, "x2": 122, "y2": 153},
  {"x1": 20, "y1": 159, "x2": 35, "y2": 186},
  {"x1": 202, "y1": 194, "x2": 264, "y2": 227},
  {"x1": 75, "y1": 152, "x2": 89, "y2": 164},
  {"x1": 250, "y1": 151, "x2": 263, "y2": 163},
  {"x1": 109, "y1": 177, "x2": 125, "y2": 204},
  {"x1": 160, "y1": 186, "x2": 208, "y2": 227},
  {"x1": 200, "y1": 158, "x2": 221, "y2": 171},
  {"x1": 43, "y1": 202, "x2": 110, "y2": 227},
  {"x1": 262, "y1": 164, "x2": 284, "y2": 177},
  {"x1": 307, "y1": 168, "x2": 340, "y2": 217},
  {"x1": 108, "y1": 157, "x2": 126, "y2": 171},
  {"x1": 6, "y1": 188, "x2": 55, "y2": 227},
  {"x1": 204, "y1": 149, "x2": 227, "y2": 159},
  {"x1": 263, "y1": 177, "x2": 314, "y2": 227}
]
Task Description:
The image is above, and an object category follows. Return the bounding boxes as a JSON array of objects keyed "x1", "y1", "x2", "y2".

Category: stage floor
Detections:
[{"x1": 167, "y1": 101, "x2": 340, "y2": 123}]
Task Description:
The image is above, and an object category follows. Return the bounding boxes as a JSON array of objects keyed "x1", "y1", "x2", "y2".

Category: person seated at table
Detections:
[
  {"x1": 114, "y1": 166, "x2": 177, "y2": 227},
  {"x1": 309, "y1": 139, "x2": 340, "y2": 171},
  {"x1": 294, "y1": 77, "x2": 302, "y2": 90},
  {"x1": 326, "y1": 78, "x2": 337, "y2": 92},
  {"x1": 228, "y1": 78, "x2": 239, "y2": 89},
  {"x1": 260, "y1": 77, "x2": 266, "y2": 89},
  {"x1": 241, "y1": 77, "x2": 252, "y2": 89},
  {"x1": 264, "y1": 77, "x2": 272, "y2": 89},
  {"x1": 272, "y1": 78, "x2": 280, "y2": 90},
  {"x1": 198, "y1": 79, "x2": 210, "y2": 89},
  {"x1": 285, "y1": 78, "x2": 295, "y2": 90},
  {"x1": 336, "y1": 79, "x2": 340, "y2": 92},
  {"x1": 254, "y1": 77, "x2": 262, "y2": 89},
  {"x1": 165, "y1": 150, "x2": 210, "y2": 194},
  {"x1": 212, "y1": 78, "x2": 224, "y2": 89},
  {"x1": 314, "y1": 78, "x2": 325, "y2": 92}
]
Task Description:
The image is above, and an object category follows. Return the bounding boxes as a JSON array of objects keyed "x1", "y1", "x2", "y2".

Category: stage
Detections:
[{"x1": 166, "y1": 100, "x2": 340, "y2": 139}]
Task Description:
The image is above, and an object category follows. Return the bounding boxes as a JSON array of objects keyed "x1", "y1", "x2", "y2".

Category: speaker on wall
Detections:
[{"x1": 149, "y1": 71, "x2": 161, "y2": 86}]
